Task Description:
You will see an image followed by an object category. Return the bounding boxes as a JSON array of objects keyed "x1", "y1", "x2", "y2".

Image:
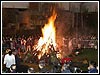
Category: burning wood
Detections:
[{"x1": 33, "y1": 10, "x2": 62, "y2": 60}]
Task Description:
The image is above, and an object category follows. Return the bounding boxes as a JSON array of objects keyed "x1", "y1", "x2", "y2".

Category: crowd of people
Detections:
[
  {"x1": 63, "y1": 35, "x2": 98, "y2": 50},
  {"x1": 2, "y1": 50, "x2": 98, "y2": 73},
  {"x1": 2, "y1": 35, "x2": 98, "y2": 73}
]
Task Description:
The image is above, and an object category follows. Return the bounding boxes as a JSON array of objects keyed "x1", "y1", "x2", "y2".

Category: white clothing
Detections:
[{"x1": 4, "y1": 54, "x2": 16, "y2": 68}]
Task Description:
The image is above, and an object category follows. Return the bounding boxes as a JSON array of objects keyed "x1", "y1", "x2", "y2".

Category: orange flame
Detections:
[{"x1": 36, "y1": 10, "x2": 57, "y2": 59}]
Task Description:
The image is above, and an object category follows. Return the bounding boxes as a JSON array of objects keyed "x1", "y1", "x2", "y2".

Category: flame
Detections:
[{"x1": 36, "y1": 10, "x2": 57, "y2": 59}]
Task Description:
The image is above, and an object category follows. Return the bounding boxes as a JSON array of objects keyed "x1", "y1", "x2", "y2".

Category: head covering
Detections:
[{"x1": 6, "y1": 49, "x2": 11, "y2": 53}]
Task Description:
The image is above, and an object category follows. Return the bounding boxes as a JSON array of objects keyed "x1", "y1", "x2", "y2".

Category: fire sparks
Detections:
[{"x1": 35, "y1": 10, "x2": 57, "y2": 59}]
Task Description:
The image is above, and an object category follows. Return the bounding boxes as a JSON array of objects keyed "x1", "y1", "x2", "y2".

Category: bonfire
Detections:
[{"x1": 33, "y1": 10, "x2": 62, "y2": 60}]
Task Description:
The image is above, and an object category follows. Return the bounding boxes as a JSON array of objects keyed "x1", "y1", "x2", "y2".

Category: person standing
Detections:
[
  {"x1": 88, "y1": 61, "x2": 98, "y2": 73},
  {"x1": 61, "y1": 63, "x2": 72, "y2": 73},
  {"x1": 27, "y1": 68, "x2": 35, "y2": 73},
  {"x1": 4, "y1": 50, "x2": 16, "y2": 73}
]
